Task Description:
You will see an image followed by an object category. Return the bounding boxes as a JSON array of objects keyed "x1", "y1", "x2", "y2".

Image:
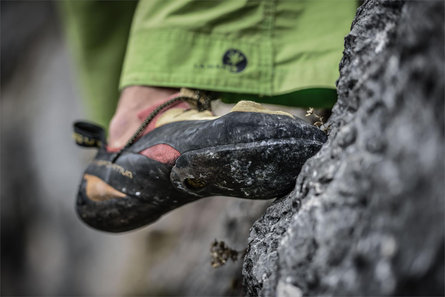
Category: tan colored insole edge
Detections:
[
  {"x1": 156, "y1": 100, "x2": 294, "y2": 128},
  {"x1": 230, "y1": 101, "x2": 294, "y2": 118}
]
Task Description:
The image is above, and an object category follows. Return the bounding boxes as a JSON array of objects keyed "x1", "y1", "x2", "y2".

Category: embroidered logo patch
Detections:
[{"x1": 222, "y1": 49, "x2": 247, "y2": 73}]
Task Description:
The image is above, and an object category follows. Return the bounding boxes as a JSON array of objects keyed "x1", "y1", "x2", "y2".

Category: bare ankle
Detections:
[{"x1": 108, "y1": 86, "x2": 179, "y2": 148}]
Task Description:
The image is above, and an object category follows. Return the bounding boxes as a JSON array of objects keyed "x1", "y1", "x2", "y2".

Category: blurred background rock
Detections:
[{"x1": 0, "y1": 2, "x2": 269, "y2": 295}]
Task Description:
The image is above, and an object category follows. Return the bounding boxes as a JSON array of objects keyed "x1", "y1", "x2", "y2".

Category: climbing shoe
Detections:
[{"x1": 73, "y1": 89, "x2": 327, "y2": 232}]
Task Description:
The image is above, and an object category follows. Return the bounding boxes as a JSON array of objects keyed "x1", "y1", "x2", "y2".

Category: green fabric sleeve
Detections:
[{"x1": 120, "y1": 0, "x2": 356, "y2": 107}]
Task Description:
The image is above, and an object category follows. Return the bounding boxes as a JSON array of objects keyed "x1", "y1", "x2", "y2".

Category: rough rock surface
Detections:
[{"x1": 243, "y1": 0, "x2": 444, "y2": 296}]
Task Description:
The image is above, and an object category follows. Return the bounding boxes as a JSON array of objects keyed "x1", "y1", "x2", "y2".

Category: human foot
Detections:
[{"x1": 108, "y1": 86, "x2": 179, "y2": 149}]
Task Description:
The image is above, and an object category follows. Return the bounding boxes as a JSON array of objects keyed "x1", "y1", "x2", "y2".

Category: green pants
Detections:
[{"x1": 61, "y1": 0, "x2": 356, "y2": 126}]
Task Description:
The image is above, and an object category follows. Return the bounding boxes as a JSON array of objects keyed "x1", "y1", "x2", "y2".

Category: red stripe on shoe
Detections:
[{"x1": 139, "y1": 144, "x2": 181, "y2": 164}]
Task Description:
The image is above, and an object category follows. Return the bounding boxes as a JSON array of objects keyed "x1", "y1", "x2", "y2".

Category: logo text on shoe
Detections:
[{"x1": 93, "y1": 160, "x2": 134, "y2": 179}]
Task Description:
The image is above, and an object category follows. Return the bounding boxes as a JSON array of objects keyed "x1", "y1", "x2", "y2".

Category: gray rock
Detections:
[{"x1": 243, "y1": 0, "x2": 444, "y2": 296}]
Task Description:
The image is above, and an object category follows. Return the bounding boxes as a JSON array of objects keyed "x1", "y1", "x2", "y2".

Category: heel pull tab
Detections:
[{"x1": 73, "y1": 121, "x2": 106, "y2": 148}]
